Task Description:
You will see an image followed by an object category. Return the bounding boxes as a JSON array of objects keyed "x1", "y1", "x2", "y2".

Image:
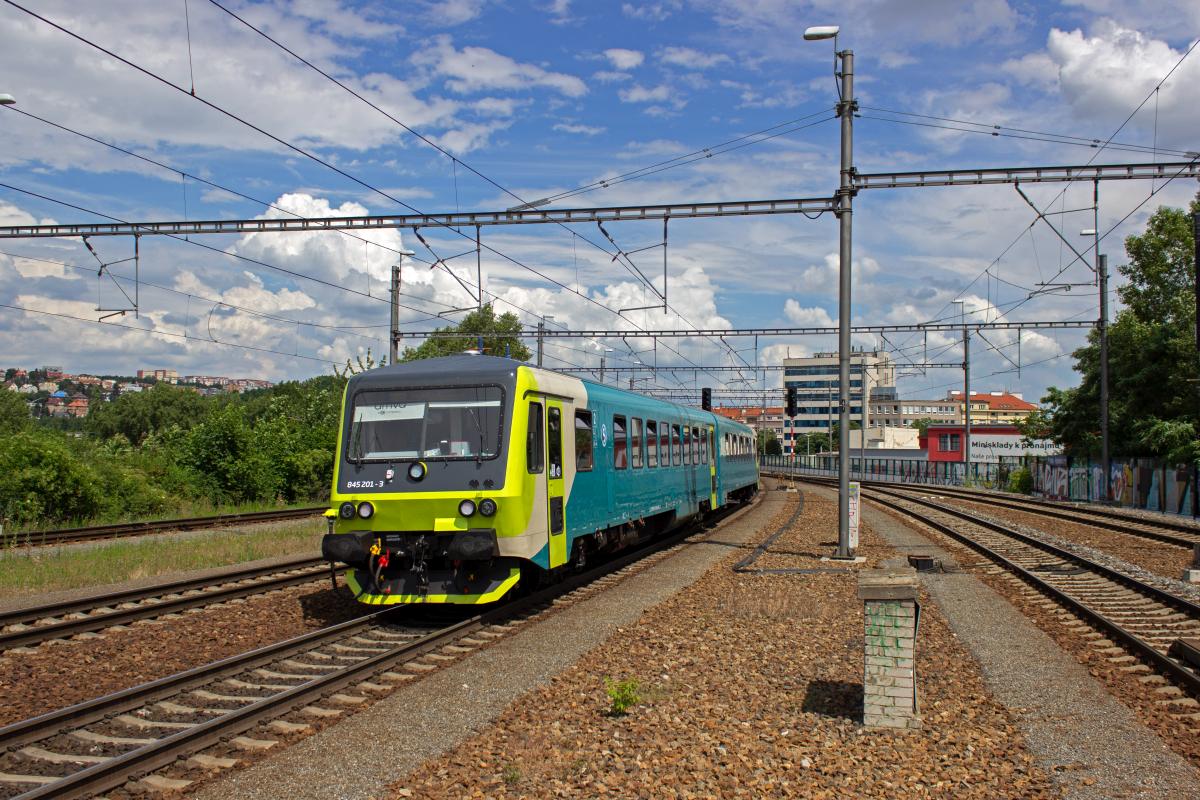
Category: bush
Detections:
[
  {"x1": 604, "y1": 677, "x2": 641, "y2": 716},
  {"x1": 1007, "y1": 467, "x2": 1033, "y2": 494},
  {"x1": 0, "y1": 431, "x2": 104, "y2": 525}
]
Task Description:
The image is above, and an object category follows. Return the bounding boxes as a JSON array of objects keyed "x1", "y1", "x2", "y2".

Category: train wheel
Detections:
[{"x1": 570, "y1": 538, "x2": 589, "y2": 572}]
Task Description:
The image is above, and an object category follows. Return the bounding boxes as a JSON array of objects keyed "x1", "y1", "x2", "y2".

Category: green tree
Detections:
[
  {"x1": 0, "y1": 390, "x2": 32, "y2": 435},
  {"x1": 909, "y1": 417, "x2": 936, "y2": 436},
  {"x1": 1039, "y1": 196, "x2": 1198, "y2": 462},
  {"x1": 757, "y1": 428, "x2": 782, "y2": 455},
  {"x1": 86, "y1": 383, "x2": 209, "y2": 445},
  {"x1": 399, "y1": 304, "x2": 532, "y2": 363},
  {"x1": 794, "y1": 431, "x2": 830, "y2": 454}
]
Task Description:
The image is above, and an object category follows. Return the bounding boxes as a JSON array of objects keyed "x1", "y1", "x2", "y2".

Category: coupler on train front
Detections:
[{"x1": 322, "y1": 527, "x2": 521, "y2": 605}]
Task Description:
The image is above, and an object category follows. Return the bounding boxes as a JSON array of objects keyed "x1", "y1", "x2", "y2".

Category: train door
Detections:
[
  {"x1": 683, "y1": 424, "x2": 697, "y2": 511},
  {"x1": 545, "y1": 400, "x2": 567, "y2": 568},
  {"x1": 707, "y1": 424, "x2": 718, "y2": 509}
]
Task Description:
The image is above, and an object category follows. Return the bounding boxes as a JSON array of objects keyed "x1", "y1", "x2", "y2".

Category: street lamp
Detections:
[
  {"x1": 0, "y1": 94, "x2": 15, "y2": 106},
  {"x1": 806, "y1": 24, "x2": 857, "y2": 559},
  {"x1": 1082, "y1": 227, "x2": 1110, "y2": 502}
]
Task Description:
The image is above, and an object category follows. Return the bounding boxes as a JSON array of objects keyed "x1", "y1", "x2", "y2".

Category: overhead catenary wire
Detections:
[
  {"x1": 200, "y1": 0, "x2": 782, "y2": 383},
  {"x1": 878, "y1": 35, "x2": 1200, "y2": 364},
  {"x1": 861, "y1": 108, "x2": 1199, "y2": 158},
  {"x1": 0, "y1": 301, "x2": 340, "y2": 365},
  {"x1": 0, "y1": 248, "x2": 422, "y2": 341},
  {"x1": 0, "y1": 180, "x2": 407, "y2": 307},
  {"x1": 5, "y1": 1, "x2": 785, "y2": 395},
  {"x1": 0, "y1": 0, "x2": 639, "y2": 329}
]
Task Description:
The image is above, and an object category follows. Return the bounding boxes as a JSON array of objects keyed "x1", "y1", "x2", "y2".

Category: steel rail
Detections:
[
  {"x1": 2, "y1": 495, "x2": 758, "y2": 798},
  {"x1": 764, "y1": 470, "x2": 1200, "y2": 547},
  {"x1": 0, "y1": 558, "x2": 341, "y2": 651},
  {"x1": 889, "y1": 483, "x2": 1200, "y2": 548},
  {"x1": 860, "y1": 488, "x2": 1200, "y2": 695},
  {"x1": 5, "y1": 506, "x2": 325, "y2": 548}
]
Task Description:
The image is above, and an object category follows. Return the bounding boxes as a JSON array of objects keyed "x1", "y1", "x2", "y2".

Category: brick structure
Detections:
[{"x1": 858, "y1": 560, "x2": 921, "y2": 730}]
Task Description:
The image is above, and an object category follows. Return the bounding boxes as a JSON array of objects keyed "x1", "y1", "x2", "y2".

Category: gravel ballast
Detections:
[
  {"x1": 379, "y1": 487, "x2": 1061, "y2": 799},
  {"x1": 0, "y1": 576, "x2": 367, "y2": 726},
  {"x1": 61, "y1": 481, "x2": 1200, "y2": 799},
  {"x1": 853, "y1": 486, "x2": 1200, "y2": 798}
]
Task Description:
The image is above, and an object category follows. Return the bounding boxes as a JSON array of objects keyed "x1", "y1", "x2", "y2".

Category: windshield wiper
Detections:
[
  {"x1": 350, "y1": 419, "x2": 365, "y2": 466},
  {"x1": 466, "y1": 406, "x2": 486, "y2": 465}
]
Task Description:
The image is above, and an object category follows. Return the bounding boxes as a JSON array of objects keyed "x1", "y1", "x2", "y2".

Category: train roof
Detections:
[
  {"x1": 350, "y1": 354, "x2": 522, "y2": 391},
  {"x1": 349, "y1": 356, "x2": 754, "y2": 433}
]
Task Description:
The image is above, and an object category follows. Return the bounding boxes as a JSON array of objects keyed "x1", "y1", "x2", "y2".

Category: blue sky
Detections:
[{"x1": 0, "y1": 0, "x2": 1197, "y2": 404}]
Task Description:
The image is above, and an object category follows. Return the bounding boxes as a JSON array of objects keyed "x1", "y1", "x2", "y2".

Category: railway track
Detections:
[
  {"x1": 0, "y1": 557, "x2": 342, "y2": 652},
  {"x1": 3, "y1": 507, "x2": 326, "y2": 549},
  {"x1": 858, "y1": 486, "x2": 1200, "y2": 703},
  {"x1": 0, "y1": 498, "x2": 757, "y2": 799},
  {"x1": 774, "y1": 472, "x2": 1200, "y2": 549}
]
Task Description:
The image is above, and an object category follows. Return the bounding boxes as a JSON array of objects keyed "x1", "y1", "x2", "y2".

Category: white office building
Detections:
[{"x1": 781, "y1": 349, "x2": 896, "y2": 454}]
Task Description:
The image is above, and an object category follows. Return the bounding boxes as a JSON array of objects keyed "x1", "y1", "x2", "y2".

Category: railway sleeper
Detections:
[{"x1": 19, "y1": 746, "x2": 109, "y2": 765}]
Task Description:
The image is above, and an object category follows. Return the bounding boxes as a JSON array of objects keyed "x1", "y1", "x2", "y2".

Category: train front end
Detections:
[{"x1": 322, "y1": 355, "x2": 528, "y2": 605}]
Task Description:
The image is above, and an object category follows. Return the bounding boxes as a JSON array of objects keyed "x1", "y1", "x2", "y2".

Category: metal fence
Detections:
[
  {"x1": 758, "y1": 453, "x2": 1200, "y2": 519},
  {"x1": 759, "y1": 454, "x2": 1021, "y2": 489},
  {"x1": 1028, "y1": 456, "x2": 1198, "y2": 517}
]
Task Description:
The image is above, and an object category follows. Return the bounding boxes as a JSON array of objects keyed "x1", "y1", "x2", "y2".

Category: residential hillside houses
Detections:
[{"x1": 3, "y1": 364, "x2": 275, "y2": 418}]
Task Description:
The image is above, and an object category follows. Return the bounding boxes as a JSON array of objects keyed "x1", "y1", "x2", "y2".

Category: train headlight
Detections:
[
  {"x1": 408, "y1": 462, "x2": 426, "y2": 481},
  {"x1": 458, "y1": 499, "x2": 477, "y2": 517},
  {"x1": 339, "y1": 502, "x2": 356, "y2": 519},
  {"x1": 479, "y1": 498, "x2": 497, "y2": 517},
  {"x1": 357, "y1": 501, "x2": 375, "y2": 519}
]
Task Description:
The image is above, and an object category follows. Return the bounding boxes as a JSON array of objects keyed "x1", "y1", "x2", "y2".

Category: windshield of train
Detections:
[{"x1": 347, "y1": 386, "x2": 504, "y2": 461}]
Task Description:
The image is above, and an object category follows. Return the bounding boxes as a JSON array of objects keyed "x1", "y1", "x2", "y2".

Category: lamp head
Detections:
[
  {"x1": 1079, "y1": 229, "x2": 1097, "y2": 236},
  {"x1": 803, "y1": 25, "x2": 840, "y2": 40},
  {"x1": 0, "y1": 93, "x2": 15, "y2": 106}
]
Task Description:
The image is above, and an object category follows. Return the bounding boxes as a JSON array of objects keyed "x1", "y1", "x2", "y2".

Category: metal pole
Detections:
[
  {"x1": 600, "y1": 356, "x2": 605, "y2": 384},
  {"x1": 475, "y1": 224, "x2": 482, "y2": 310},
  {"x1": 536, "y1": 320, "x2": 545, "y2": 367},
  {"x1": 389, "y1": 264, "x2": 400, "y2": 365},
  {"x1": 859, "y1": 368, "x2": 868, "y2": 480},
  {"x1": 1193, "y1": 210, "x2": 1199, "y2": 517},
  {"x1": 963, "y1": 316, "x2": 971, "y2": 482},
  {"x1": 1099, "y1": 253, "x2": 1110, "y2": 502},
  {"x1": 835, "y1": 48, "x2": 856, "y2": 559}
]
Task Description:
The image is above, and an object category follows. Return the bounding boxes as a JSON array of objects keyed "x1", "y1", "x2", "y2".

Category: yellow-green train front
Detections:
[{"x1": 322, "y1": 354, "x2": 759, "y2": 605}]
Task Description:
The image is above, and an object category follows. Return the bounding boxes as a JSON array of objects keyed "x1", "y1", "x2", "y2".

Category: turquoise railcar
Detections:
[{"x1": 322, "y1": 354, "x2": 759, "y2": 605}]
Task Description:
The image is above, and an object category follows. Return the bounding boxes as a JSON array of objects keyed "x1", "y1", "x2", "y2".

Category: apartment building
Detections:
[{"x1": 782, "y1": 349, "x2": 896, "y2": 435}]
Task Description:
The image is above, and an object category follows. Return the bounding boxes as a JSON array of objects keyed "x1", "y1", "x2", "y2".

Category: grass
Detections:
[
  {"x1": 9, "y1": 497, "x2": 327, "y2": 536},
  {"x1": 0, "y1": 520, "x2": 325, "y2": 598}
]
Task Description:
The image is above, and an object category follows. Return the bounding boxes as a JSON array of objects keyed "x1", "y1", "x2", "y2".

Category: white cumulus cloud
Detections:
[{"x1": 604, "y1": 48, "x2": 645, "y2": 70}]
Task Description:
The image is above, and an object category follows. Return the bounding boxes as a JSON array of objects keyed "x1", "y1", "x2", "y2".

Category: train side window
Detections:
[
  {"x1": 646, "y1": 420, "x2": 658, "y2": 467},
  {"x1": 704, "y1": 429, "x2": 711, "y2": 464},
  {"x1": 672, "y1": 424, "x2": 681, "y2": 464},
  {"x1": 631, "y1": 417, "x2": 643, "y2": 468},
  {"x1": 527, "y1": 402, "x2": 544, "y2": 474},
  {"x1": 548, "y1": 406, "x2": 563, "y2": 478},
  {"x1": 691, "y1": 426, "x2": 700, "y2": 464},
  {"x1": 574, "y1": 410, "x2": 594, "y2": 471},
  {"x1": 683, "y1": 426, "x2": 691, "y2": 465},
  {"x1": 659, "y1": 421, "x2": 670, "y2": 466},
  {"x1": 613, "y1": 415, "x2": 628, "y2": 469}
]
